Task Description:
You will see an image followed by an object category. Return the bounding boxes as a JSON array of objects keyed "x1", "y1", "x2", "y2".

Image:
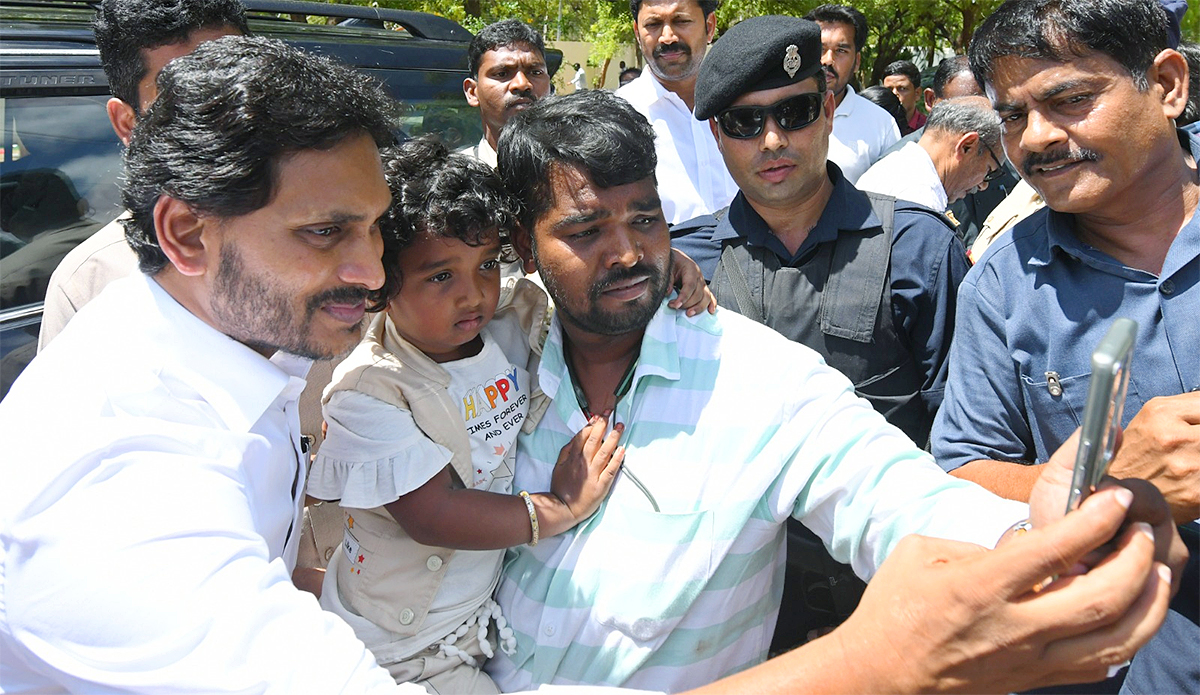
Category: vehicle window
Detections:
[
  {"x1": 0, "y1": 94, "x2": 123, "y2": 311},
  {"x1": 362, "y1": 68, "x2": 482, "y2": 149},
  {"x1": 0, "y1": 94, "x2": 122, "y2": 397}
]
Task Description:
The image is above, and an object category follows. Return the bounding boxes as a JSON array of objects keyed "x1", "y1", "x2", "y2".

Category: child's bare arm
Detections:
[
  {"x1": 668, "y1": 247, "x2": 717, "y2": 316},
  {"x1": 384, "y1": 416, "x2": 624, "y2": 549}
]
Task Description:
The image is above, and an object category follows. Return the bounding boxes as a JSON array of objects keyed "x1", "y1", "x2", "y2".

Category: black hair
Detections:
[
  {"x1": 970, "y1": 0, "x2": 1168, "y2": 92},
  {"x1": 497, "y1": 90, "x2": 657, "y2": 233},
  {"x1": 467, "y1": 19, "x2": 546, "y2": 77},
  {"x1": 619, "y1": 67, "x2": 642, "y2": 83},
  {"x1": 932, "y1": 55, "x2": 975, "y2": 98},
  {"x1": 883, "y1": 60, "x2": 921, "y2": 88},
  {"x1": 1179, "y1": 41, "x2": 1200, "y2": 126},
  {"x1": 374, "y1": 138, "x2": 519, "y2": 306},
  {"x1": 121, "y1": 35, "x2": 398, "y2": 275},
  {"x1": 630, "y1": 0, "x2": 718, "y2": 20},
  {"x1": 93, "y1": 0, "x2": 249, "y2": 112},
  {"x1": 859, "y1": 85, "x2": 909, "y2": 135},
  {"x1": 805, "y1": 4, "x2": 868, "y2": 52}
]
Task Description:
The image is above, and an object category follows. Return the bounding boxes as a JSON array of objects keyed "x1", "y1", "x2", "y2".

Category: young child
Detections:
[{"x1": 307, "y1": 139, "x2": 714, "y2": 693}]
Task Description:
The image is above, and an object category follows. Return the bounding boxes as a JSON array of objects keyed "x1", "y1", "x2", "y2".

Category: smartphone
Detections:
[{"x1": 1065, "y1": 318, "x2": 1138, "y2": 514}]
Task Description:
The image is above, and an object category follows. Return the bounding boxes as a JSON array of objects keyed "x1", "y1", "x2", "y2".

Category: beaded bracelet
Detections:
[{"x1": 519, "y1": 490, "x2": 539, "y2": 546}]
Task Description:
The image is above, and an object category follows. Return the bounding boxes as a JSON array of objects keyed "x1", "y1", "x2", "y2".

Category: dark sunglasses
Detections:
[
  {"x1": 983, "y1": 142, "x2": 1006, "y2": 183},
  {"x1": 715, "y1": 92, "x2": 825, "y2": 139}
]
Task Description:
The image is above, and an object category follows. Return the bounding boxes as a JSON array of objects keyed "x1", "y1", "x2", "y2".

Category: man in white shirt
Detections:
[
  {"x1": 570, "y1": 62, "x2": 588, "y2": 91},
  {"x1": 857, "y1": 96, "x2": 1004, "y2": 214},
  {"x1": 461, "y1": 19, "x2": 551, "y2": 169},
  {"x1": 805, "y1": 3, "x2": 900, "y2": 183},
  {"x1": 615, "y1": 0, "x2": 738, "y2": 224},
  {"x1": 0, "y1": 36, "x2": 407, "y2": 693}
]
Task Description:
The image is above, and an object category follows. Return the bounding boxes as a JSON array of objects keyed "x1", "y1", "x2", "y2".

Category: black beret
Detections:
[{"x1": 694, "y1": 16, "x2": 823, "y2": 121}]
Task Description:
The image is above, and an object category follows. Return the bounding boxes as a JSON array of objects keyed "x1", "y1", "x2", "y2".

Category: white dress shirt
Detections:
[
  {"x1": 856, "y1": 141, "x2": 948, "y2": 212},
  {"x1": 828, "y1": 85, "x2": 901, "y2": 184},
  {"x1": 616, "y1": 70, "x2": 739, "y2": 225},
  {"x1": 0, "y1": 273, "x2": 402, "y2": 694},
  {"x1": 458, "y1": 136, "x2": 498, "y2": 169}
]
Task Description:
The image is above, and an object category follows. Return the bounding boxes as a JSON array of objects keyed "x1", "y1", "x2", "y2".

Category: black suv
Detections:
[{"x1": 0, "y1": 0, "x2": 559, "y2": 397}]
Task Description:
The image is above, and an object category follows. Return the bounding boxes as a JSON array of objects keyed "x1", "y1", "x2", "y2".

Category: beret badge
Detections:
[{"x1": 784, "y1": 44, "x2": 801, "y2": 78}]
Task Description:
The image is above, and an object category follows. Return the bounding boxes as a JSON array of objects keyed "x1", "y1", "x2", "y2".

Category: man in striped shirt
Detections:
[{"x1": 484, "y1": 89, "x2": 1182, "y2": 694}]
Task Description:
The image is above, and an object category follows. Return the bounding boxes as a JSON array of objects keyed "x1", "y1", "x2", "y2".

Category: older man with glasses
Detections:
[{"x1": 857, "y1": 96, "x2": 1006, "y2": 227}]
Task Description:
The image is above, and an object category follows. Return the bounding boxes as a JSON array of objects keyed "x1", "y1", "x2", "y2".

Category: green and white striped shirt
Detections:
[{"x1": 489, "y1": 303, "x2": 1026, "y2": 692}]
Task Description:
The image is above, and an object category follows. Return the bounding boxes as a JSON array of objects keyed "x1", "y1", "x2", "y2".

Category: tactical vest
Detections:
[{"x1": 709, "y1": 193, "x2": 931, "y2": 446}]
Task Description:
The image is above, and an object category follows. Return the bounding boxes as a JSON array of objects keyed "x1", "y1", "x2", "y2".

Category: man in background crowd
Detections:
[
  {"x1": 804, "y1": 3, "x2": 899, "y2": 183},
  {"x1": 882, "y1": 59, "x2": 926, "y2": 132},
  {"x1": 37, "y1": 0, "x2": 247, "y2": 349},
  {"x1": 857, "y1": 96, "x2": 1004, "y2": 218},
  {"x1": 882, "y1": 54, "x2": 1019, "y2": 246},
  {"x1": 616, "y1": 0, "x2": 739, "y2": 224},
  {"x1": 461, "y1": 19, "x2": 551, "y2": 168}
]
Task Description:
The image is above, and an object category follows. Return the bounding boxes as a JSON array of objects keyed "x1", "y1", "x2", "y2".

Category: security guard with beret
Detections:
[{"x1": 670, "y1": 15, "x2": 971, "y2": 647}]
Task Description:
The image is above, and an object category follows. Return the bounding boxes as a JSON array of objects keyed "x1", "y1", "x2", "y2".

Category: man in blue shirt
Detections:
[{"x1": 933, "y1": 0, "x2": 1199, "y2": 691}]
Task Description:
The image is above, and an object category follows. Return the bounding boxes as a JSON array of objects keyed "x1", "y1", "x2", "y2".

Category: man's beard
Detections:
[
  {"x1": 539, "y1": 254, "x2": 672, "y2": 336},
  {"x1": 209, "y1": 243, "x2": 368, "y2": 360}
]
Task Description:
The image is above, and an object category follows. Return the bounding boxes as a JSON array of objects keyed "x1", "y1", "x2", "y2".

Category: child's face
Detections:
[{"x1": 387, "y1": 228, "x2": 503, "y2": 363}]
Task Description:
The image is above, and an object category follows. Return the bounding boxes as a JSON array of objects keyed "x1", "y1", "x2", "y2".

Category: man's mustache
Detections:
[
  {"x1": 306, "y1": 286, "x2": 369, "y2": 312},
  {"x1": 503, "y1": 89, "x2": 535, "y2": 109},
  {"x1": 1023, "y1": 147, "x2": 1100, "y2": 177},
  {"x1": 653, "y1": 42, "x2": 691, "y2": 60},
  {"x1": 589, "y1": 263, "x2": 660, "y2": 300}
]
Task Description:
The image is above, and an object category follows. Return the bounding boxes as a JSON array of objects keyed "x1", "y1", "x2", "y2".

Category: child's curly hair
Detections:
[{"x1": 368, "y1": 136, "x2": 520, "y2": 311}]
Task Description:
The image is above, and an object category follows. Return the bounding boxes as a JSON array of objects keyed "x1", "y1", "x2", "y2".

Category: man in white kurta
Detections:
[
  {"x1": 616, "y1": 0, "x2": 738, "y2": 225},
  {"x1": 616, "y1": 68, "x2": 738, "y2": 225},
  {"x1": 828, "y1": 84, "x2": 901, "y2": 183}
]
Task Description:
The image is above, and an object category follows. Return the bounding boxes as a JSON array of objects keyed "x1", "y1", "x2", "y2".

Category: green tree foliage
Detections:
[{"x1": 319, "y1": 0, "x2": 1200, "y2": 87}]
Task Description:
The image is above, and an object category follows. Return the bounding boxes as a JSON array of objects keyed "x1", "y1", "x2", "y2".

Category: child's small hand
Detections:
[
  {"x1": 668, "y1": 248, "x2": 717, "y2": 316},
  {"x1": 550, "y1": 414, "x2": 625, "y2": 522}
]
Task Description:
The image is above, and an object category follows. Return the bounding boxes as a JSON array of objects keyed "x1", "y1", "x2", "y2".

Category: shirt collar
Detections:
[
  {"x1": 834, "y1": 85, "x2": 858, "y2": 118},
  {"x1": 639, "y1": 69, "x2": 692, "y2": 115},
  {"x1": 712, "y1": 162, "x2": 882, "y2": 262},
  {"x1": 138, "y1": 274, "x2": 312, "y2": 433},
  {"x1": 538, "y1": 300, "x2": 683, "y2": 427}
]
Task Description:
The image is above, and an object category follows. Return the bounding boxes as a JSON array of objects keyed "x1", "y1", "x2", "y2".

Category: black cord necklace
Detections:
[{"x1": 565, "y1": 347, "x2": 639, "y2": 419}]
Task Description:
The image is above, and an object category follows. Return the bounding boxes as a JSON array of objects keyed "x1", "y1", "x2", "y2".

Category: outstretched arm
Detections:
[{"x1": 686, "y1": 486, "x2": 1174, "y2": 695}]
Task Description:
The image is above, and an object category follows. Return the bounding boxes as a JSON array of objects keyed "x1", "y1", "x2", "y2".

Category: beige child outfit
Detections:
[{"x1": 307, "y1": 279, "x2": 550, "y2": 694}]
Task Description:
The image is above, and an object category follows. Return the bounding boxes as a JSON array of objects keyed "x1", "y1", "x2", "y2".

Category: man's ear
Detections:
[
  {"x1": 923, "y1": 88, "x2": 936, "y2": 112},
  {"x1": 954, "y1": 131, "x2": 980, "y2": 158},
  {"x1": 709, "y1": 117, "x2": 723, "y2": 151},
  {"x1": 106, "y1": 97, "x2": 137, "y2": 146},
  {"x1": 852, "y1": 51, "x2": 861, "y2": 75},
  {"x1": 704, "y1": 12, "x2": 717, "y2": 42},
  {"x1": 464, "y1": 76, "x2": 480, "y2": 108},
  {"x1": 153, "y1": 196, "x2": 212, "y2": 277},
  {"x1": 1149, "y1": 48, "x2": 1188, "y2": 121},
  {"x1": 511, "y1": 224, "x2": 537, "y2": 275}
]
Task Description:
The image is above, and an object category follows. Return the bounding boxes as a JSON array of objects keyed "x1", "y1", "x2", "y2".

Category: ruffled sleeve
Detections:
[{"x1": 307, "y1": 390, "x2": 452, "y2": 510}]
